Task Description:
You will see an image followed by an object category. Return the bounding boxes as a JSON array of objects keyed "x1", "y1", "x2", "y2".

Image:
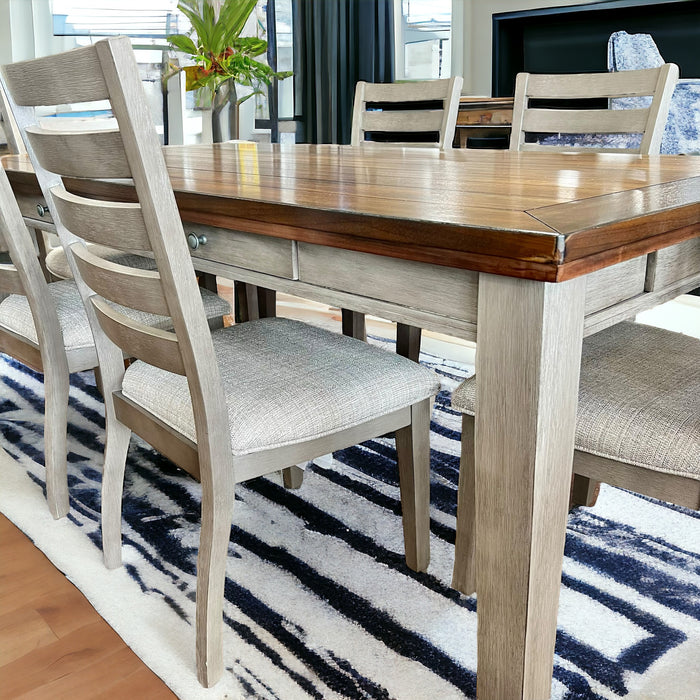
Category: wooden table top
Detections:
[{"x1": 4, "y1": 144, "x2": 700, "y2": 282}]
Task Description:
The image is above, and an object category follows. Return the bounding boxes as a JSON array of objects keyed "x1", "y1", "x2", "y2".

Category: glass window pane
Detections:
[{"x1": 401, "y1": 0, "x2": 452, "y2": 80}]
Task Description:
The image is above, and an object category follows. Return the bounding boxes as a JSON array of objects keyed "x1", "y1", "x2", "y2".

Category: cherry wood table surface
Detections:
[{"x1": 3, "y1": 145, "x2": 700, "y2": 700}]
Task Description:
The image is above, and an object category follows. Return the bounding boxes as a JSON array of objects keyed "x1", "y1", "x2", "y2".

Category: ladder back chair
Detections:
[
  {"x1": 510, "y1": 64, "x2": 678, "y2": 153},
  {"x1": 1, "y1": 37, "x2": 440, "y2": 687},
  {"x1": 0, "y1": 73, "x2": 228, "y2": 521},
  {"x1": 0, "y1": 163, "x2": 227, "y2": 525},
  {"x1": 450, "y1": 64, "x2": 685, "y2": 596},
  {"x1": 343, "y1": 76, "x2": 464, "y2": 362},
  {"x1": 351, "y1": 76, "x2": 463, "y2": 149},
  {"x1": 0, "y1": 165, "x2": 88, "y2": 519},
  {"x1": 451, "y1": 322, "x2": 700, "y2": 595}
]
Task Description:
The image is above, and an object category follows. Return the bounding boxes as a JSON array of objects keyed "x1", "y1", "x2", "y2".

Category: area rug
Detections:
[{"x1": 1, "y1": 349, "x2": 699, "y2": 700}]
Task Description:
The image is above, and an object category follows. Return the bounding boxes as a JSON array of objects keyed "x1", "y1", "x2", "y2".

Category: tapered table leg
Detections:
[{"x1": 474, "y1": 274, "x2": 586, "y2": 700}]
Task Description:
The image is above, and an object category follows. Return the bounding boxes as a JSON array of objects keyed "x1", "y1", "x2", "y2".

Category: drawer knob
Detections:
[
  {"x1": 36, "y1": 203, "x2": 49, "y2": 217},
  {"x1": 187, "y1": 232, "x2": 207, "y2": 250}
]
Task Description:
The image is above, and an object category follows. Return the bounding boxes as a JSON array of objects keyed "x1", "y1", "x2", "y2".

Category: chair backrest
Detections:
[
  {"x1": 0, "y1": 37, "x2": 231, "y2": 473},
  {"x1": 509, "y1": 64, "x2": 678, "y2": 154},
  {"x1": 350, "y1": 76, "x2": 463, "y2": 149}
]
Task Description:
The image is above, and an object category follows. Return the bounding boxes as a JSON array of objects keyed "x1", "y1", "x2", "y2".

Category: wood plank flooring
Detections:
[{"x1": 0, "y1": 515, "x2": 175, "y2": 699}]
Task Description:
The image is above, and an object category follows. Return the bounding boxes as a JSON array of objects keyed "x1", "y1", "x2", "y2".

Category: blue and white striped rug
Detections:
[{"x1": 1, "y1": 350, "x2": 699, "y2": 700}]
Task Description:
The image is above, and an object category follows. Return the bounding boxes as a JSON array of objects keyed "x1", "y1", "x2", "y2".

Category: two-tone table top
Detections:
[{"x1": 4, "y1": 144, "x2": 700, "y2": 282}]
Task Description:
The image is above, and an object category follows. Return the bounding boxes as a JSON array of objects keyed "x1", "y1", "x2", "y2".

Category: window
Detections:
[
  {"x1": 397, "y1": 0, "x2": 452, "y2": 80},
  {"x1": 51, "y1": 0, "x2": 184, "y2": 39},
  {"x1": 49, "y1": 1, "x2": 187, "y2": 143},
  {"x1": 253, "y1": 0, "x2": 296, "y2": 143}
]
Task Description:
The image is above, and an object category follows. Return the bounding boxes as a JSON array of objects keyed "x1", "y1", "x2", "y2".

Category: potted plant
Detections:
[{"x1": 167, "y1": 0, "x2": 291, "y2": 142}]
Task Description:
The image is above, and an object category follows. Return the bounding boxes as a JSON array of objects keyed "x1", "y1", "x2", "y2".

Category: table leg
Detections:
[
  {"x1": 341, "y1": 308, "x2": 367, "y2": 341},
  {"x1": 396, "y1": 323, "x2": 422, "y2": 362},
  {"x1": 474, "y1": 274, "x2": 585, "y2": 700},
  {"x1": 198, "y1": 271, "x2": 218, "y2": 293},
  {"x1": 235, "y1": 282, "x2": 277, "y2": 322}
]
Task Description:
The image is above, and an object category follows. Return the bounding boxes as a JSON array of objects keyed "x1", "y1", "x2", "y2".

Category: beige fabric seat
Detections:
[
  {"x1": 452, "y1": 322, "x2": 700, "y2": 477},
  {"x1": 45, "y1": 243, "x2": 156, "y2": 280},
  {"x1": 451, "y1": 321, "x2": 700, "y2": 595},
  {"x1": 0, "y1": 279, "x2": 230, "y2": 351},
  {"x1": 123, "y1": 317, "x2": 440, "y2": 456}
]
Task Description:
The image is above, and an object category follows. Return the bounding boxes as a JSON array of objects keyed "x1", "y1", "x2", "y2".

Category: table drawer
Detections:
[
  {"x1": 185, "y1": 223, "x2": 296, "y2": 279},
  {"x1": 583, "y1": 255, "x2": 648, "y2": 315},
  {"x1": 15, "y1": 193, "x2": 53, "y2": 225},
  {"x1": 297, "y1": 243, "x2": 479, "y2": 322},
  {"x1": 646, "y1": 238, "x2": 700, "y2": 291}
]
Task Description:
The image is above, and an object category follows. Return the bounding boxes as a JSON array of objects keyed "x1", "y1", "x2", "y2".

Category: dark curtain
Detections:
[{"x1": 292, "y1": 0, "x2": 394, "y2": 144}]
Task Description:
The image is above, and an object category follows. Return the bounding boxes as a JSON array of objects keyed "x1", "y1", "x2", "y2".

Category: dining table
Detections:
[{"x1": 4, "y1": 143, "x2": 700, "y2": 699}]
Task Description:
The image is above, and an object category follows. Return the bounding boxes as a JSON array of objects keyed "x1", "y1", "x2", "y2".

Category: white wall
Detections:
[
  {"x1": 0, "y1": 0, "x2": 74, "y2": 64},
  {"x1": 459, "y1": 0, "x2": 600, "y2": 95}
]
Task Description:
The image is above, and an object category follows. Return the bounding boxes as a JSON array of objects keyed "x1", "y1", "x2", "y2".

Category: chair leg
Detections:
[
  {"x1": 196, "y1": 455, "x2": 235, "y2": 687},
  {"x1": 341, "y1": 309, "x2": 367, "y2": 341},
  {"x1": 452, "y1": 414, "x2": 477, "y2": 595},
  {"x1": 43, "y1": 365, "x2": 70, "y2": 519},
  {"x1": 570, "y1": 474, "x2": 601, "y2": 508},
  {"x1": 396, "y1": 323, "x2": 422, "y2": 362},
  {"x1": 282, "y1": 465, "x2": 304, "y2": 489},
  {"x1": 395, "y1": 398, "x2": 431, "y2": 572},
  {"x1": 101, "y1": 418, "x2": 132, "y2": 569}
]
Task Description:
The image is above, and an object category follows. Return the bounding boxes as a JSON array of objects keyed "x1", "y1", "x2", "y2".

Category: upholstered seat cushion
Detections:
[
  {"x1": 452, "y1": 322, "x2": 700, "y2": 478},
  {"x1": 0, "y1": 279, "x2": 230, "y2": 351},
  {"x1": 45, "y1": 244, "x2": 157, "y2": 281},
  {"x1": 122, "y1": 317, "x2": 440, "y2": 456}
]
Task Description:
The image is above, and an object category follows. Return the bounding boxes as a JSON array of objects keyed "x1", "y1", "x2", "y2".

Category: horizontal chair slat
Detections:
[
  {"x1": 525, "y1": 67, "x2": 664, "y2": 99},
  {"x1": 25, "y1": 127, "x2": 131, "y2": 179},
  {"x1": 50, "y1": 187, "x2": 151, "y2": 252},
  {"x1": 1, "y1": 44, "x2": 109, "y2": 107},
  {"x1": 362, "y1": 79, "x2": 453, "y2": 103},
  {"x1": 522, "y1": 108, "x2": 650, "y2": 135},
  {"x1": 0, "y1": 325, "x2": 42, "y2": 372},
  {"x1": 362, "y1": 110, "x2": 445, "y2": 133},
  {"x1": 0, "y1": 264, "x2": 25, "y2": 295},
  {"x1": 71, "y1": 243, "x2": 168, "y2": 316},
  {"x1": 91, "y1": 296, "x2": 185, "y2": 375}
]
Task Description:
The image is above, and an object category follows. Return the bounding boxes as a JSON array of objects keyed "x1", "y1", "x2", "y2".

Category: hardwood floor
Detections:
[{"x1": 0, "y1": 514, "x2": 175, "y2": 699}]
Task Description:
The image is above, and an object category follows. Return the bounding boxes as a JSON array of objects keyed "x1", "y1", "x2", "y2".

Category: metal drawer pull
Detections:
[
  {"x1": 187, "y1": 232, "x2": 207, "y2": 250},
  {"x1": 36, "y1": 203, "x2": 49, "y2": 217}
]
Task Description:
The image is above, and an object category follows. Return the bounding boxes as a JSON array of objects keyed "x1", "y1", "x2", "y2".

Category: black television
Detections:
[{"x1": 492, "y1": 0, "x2": 700, "y2": 97}]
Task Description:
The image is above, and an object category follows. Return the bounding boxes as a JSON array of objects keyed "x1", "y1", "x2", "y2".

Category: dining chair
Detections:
[
  {"x1": 343, "y1": 76, "x2": 464, "y2": 360},
  {"x1": 0, "y1": 162, "x2": 229, "y2": 520},
  {"x1": 0, "y1": 165, "x2": 78, "y2": 519},
  {"x1": 351, "y1": 76, "x2": 463, "y2": 149},
  {"x1": 509, "y1": 63, "x2": 678, "y2": 153},
  {"x1": 450, "y1": 321, "x2": 699, "y2": 594},
  {"x1": 1, "y1": 36, "x2": 441, "y2": 686},
  {"x1": 449, "y1": 65, "x2": 686, "y2": 595},
  {"x1": 503, "y1": 62, "x2": 681, "y2": 509}
]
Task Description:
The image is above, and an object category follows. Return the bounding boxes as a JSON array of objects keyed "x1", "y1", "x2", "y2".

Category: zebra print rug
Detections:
[{"x1": 1, "y1": 350, "x2": 699, "y2": 700}]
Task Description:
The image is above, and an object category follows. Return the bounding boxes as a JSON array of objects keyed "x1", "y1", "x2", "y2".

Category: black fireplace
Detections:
[{"x1": 492, "y1": 0, "x2": 700, "y2": 97}]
